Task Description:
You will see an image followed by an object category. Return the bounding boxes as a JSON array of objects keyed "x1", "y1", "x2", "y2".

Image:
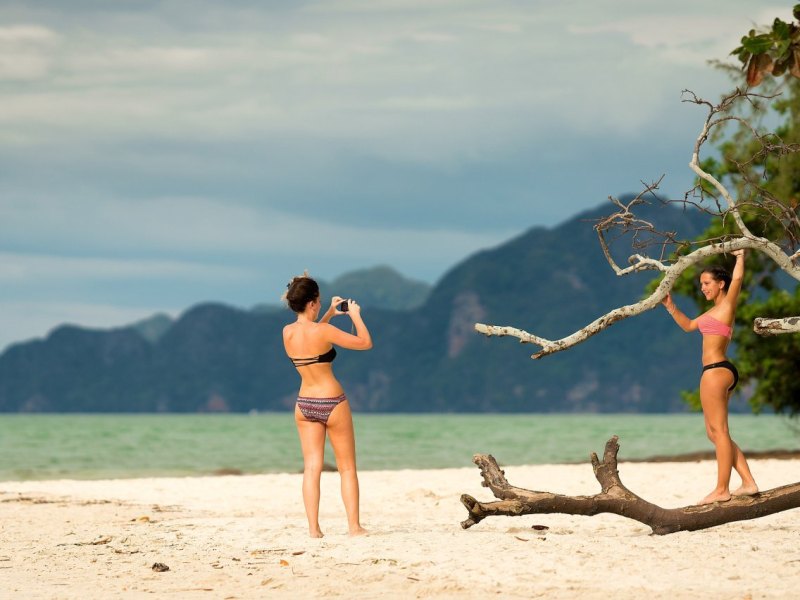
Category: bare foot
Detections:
[
  {"x1": 309, "y1": 528, "x2": 324, "y2": 538},
  {"x1": 697, "y1": 490, "x2": 731, "y2": 505},
  {"x1": 349, "y1": 527, "x2": 368, "y2": 537},
  {"x1": 731, "y1": 483, "x2": 759, "y2": 497}
]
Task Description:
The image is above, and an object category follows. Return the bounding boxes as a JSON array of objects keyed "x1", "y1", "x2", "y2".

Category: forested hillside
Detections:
[{"x1": 0, "y1": 202, "x2": 716, "y2": 413}]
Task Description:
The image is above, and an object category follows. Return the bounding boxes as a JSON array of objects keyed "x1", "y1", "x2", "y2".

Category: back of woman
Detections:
[
  {"x1": 283, "y1": 320, "x2": 339, "y2": 396},
  {"x1": 282, "y1": 273, "x2": 373, "y2": 537}
]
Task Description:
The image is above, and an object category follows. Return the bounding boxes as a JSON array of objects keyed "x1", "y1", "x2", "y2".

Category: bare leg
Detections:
[
  {"x1": 326, "y1": 400, "x2": 367, "y2": 536},
  {"x1": 730, "y1": 441, "x2": 759, "y2": 496},
  {"x1": 295, "y1": 406, "x2": 326, "y2": 538},
  {"x1": 698, "y1": 368, "x2": 735, "y2": 505},
  {"x1": 729, "y1": 388, "x2": 759, "y2": 495}
]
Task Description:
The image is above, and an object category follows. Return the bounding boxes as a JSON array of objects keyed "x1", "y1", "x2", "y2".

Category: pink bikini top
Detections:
[{"x1": 696, "y1": 313, "x2": 733, "y2": 338}]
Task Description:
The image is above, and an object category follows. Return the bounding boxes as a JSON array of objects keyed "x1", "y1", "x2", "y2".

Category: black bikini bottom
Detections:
[{"x1": 702, "y1": 360, "x2": 739, "y2": 392}]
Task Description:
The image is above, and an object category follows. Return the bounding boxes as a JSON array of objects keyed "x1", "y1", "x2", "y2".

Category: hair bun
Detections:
[{"x1": 282, "y1": 271, "x2": 319, "y2": 313}]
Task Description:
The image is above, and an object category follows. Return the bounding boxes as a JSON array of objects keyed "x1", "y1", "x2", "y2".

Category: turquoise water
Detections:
[{"x1": 0, "y1": 413, "x2": 798, "y2": 481}]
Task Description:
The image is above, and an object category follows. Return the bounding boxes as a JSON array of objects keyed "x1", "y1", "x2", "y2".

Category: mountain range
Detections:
[{"x1": 0, "y1": 201, "x2": 716, "y2": 413}]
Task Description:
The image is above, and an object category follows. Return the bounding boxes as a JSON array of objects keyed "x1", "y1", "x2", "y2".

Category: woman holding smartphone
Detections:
[{"x1": 282, "y1": 273, "x2": 372, "y2": 537}]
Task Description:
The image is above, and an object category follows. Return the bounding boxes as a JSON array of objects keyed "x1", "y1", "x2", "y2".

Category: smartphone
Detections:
[{"x1": 337, "y1": 300, "x2": 349, "y2": 312}]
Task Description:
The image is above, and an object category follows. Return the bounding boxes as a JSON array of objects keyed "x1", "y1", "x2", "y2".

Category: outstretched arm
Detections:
[{"x1": 662, "y1": 292, "x2": 697, "y2": 332}]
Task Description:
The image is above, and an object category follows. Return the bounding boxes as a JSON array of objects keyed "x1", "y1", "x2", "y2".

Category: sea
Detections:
[{"x1": 1, "y1": 413, "x2": 798, "y2": 482}]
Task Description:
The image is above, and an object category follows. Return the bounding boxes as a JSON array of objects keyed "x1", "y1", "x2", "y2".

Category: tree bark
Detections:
[
  {"x1": 460, "y1": 436, "x2": 800, "y2": 535},
  {"x1": 754, "y1": 316, "x2": 800, "y2": 335}
]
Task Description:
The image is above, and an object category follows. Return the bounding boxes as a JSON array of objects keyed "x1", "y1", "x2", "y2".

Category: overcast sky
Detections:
[{"x1": 0, "y1": 1, "x2": 790, "y2": 351}]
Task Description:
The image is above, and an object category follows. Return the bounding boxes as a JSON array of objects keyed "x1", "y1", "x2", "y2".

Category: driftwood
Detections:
[{"x1": 460, "y1": 436, "x2": 800, "y2": 535}]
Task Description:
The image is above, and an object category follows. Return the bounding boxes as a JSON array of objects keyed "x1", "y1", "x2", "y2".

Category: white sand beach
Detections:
[{"x1": 2, "y1": 458, "x2": 799, "y2": 599}]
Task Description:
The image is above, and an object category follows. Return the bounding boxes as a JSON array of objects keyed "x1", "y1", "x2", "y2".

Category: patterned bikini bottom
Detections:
[{"x1": 296, "y1": 393, "x2": 347, "y2": 424}]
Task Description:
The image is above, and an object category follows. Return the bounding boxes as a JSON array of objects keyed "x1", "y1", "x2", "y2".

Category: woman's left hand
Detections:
[
  {"x1": 732, "y1": 249, "x2": 745, "y2": 258},
  {"x1": 330, "y1": 296, "x2": 345, "y2": 314}
]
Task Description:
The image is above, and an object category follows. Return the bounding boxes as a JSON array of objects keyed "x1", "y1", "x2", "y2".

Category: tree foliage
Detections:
[
  {"x1": 734, "y1": 5, "x2": 800, "y2": 86},
  {"x1": 671, "y1": 9, "x2": 800, "y2": 415},
  {"x1": 475, "y1": 12, "x2": 800, "y2": 416}
]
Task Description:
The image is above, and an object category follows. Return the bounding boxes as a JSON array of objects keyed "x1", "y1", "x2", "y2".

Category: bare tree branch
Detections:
[
  {"x1": 460, "y1": 436, "x2": 800, "y2": 535},
  {"x1": 476, "y1": 88, "x2": 800, "y2": 359},
  {"x1": 754, "y1": 316, "x2": 800, "y2": 335},
  {"x1": 682, "y1": 88, "x2": 800, "y2": 251},
  {"x1": 685, "y1": 89, "x2": 768, "y2": 239},
  {"x1": 594, "y1": 178, "x2": 678, "y2": 275},
  {"x1": 476, "y1": 236, "x2": 800, "y2": 359}
]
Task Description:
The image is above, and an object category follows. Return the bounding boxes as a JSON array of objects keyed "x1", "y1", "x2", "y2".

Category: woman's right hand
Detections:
[
  {"x1": 347, "y1": 299, "x2": 362, "y2": 316},
  {"x1": 661, "y1": 292, "x2": 672, "y2": 308},
  {"x1": 322, "y1": 298, "x2": 372, "y2": 350}
]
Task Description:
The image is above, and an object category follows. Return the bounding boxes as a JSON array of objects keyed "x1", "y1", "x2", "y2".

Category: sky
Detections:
[{"x1": 0, "y1": 0, "x2": 792, "y2": 351}]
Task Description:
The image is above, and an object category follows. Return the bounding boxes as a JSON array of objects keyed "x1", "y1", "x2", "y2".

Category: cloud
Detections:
[
  {"x1": 0, "y1": 25, "x2": 56, "y2": 42},
  {"x1": 0, "y1": 252, "x2": 255, "y2": 284},
  {"x1": 568, "y1": 5, "x2": 793, "y2": 67},
  {"x1": 0, "y1": 0, "x2": 788, "y2": 349},
  {"x1": 0, "y1": 0, "x2": 751, "y2": 160},
  {"x1": 0, "y1": 24, "x2": 58, "y2": 80},
  {"x1": 378, "y1": 95, "x2": 480, "y2": 111},
  {"x1": 68, "y1": 45, "x2": 220, "y2": 73},
  {"x1": 0, "y1": 194, "x2": 510, "y2": 267}
]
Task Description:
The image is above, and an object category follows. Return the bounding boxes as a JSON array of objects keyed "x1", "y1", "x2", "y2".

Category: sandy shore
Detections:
[{"x1": 2, "y1": 457, "x2": 799, "y2": 599}]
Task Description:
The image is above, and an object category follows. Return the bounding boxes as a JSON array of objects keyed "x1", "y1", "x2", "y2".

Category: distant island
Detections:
[
  {"x1": 0, "y1": 201, "x2": 729, "y2": 413},
  {"x1": 252, "y1": 265, "x2": 432, "y2": 315}
]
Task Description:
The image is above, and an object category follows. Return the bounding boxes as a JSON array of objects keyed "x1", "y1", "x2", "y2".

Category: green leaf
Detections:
[
  {"x1": 731, "y1": 45, "x2": 751, "y2": 64},
  {"x1": 794, "y1": 4, "x2": 800, "y2": 21},
  {"x1": 775, "y1": 39, "x2": 791, "y2": 58},
  {"x1": 741, "y1": 35, "x2": 775, "y2": 55},
  {"x1": 773, "y1": 18, "x2": 791, "y2": 39}
]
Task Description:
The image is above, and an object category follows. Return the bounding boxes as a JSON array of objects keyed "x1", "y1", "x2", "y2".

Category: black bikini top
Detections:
[{"x1": 289, "y1": 346, "x2": 337, "y2": 367}]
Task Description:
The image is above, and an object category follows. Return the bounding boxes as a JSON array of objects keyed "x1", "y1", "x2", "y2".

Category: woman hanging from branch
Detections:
[{"x1": 661, "y1": 249, "x2": 759, "y2": 504}]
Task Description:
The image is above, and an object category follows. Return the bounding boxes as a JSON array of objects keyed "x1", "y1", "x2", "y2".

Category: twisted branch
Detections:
[
  {"x1": 475, "y1": 236, "x2": 799, "y2": 359},
  {"x1": 476, "y1": 89, "x2": 800, "y2": 359},
  {"x1": 460, "y1": 436, "x2": 800, "y2": 535}
]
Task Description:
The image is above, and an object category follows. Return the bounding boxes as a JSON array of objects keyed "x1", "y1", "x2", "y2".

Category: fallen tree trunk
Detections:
[{"x1": 460, "y1": 436, "x2": 800, "y2": 535}]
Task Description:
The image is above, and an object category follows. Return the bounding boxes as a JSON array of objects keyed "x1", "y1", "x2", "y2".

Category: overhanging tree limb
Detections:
[
  {"x1": 475, "y1": 89, "x2": 800, "y2": 360},
  {"x1": 475, "y1": 236, "x2": 799, "y2": 359}
]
